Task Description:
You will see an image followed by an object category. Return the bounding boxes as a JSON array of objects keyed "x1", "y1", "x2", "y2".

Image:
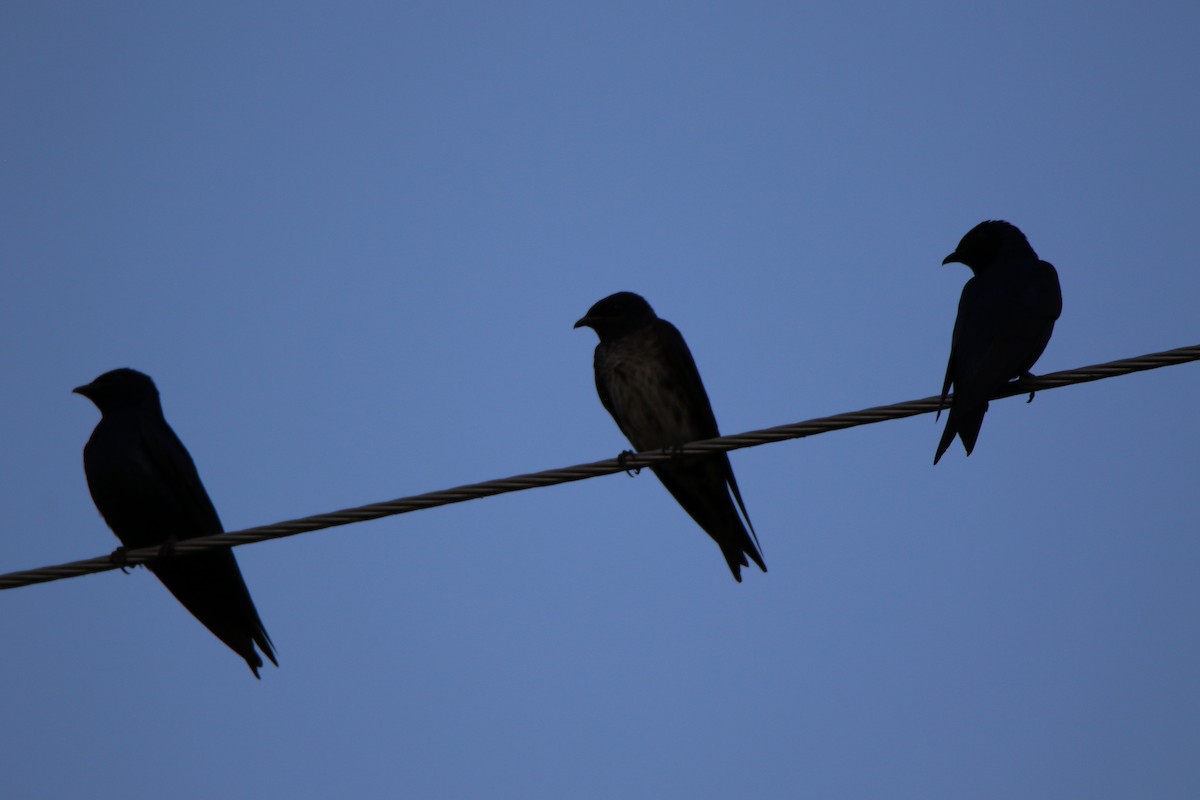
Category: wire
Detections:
[{"x1": 2, "y1": 343, "x2": 1197, "y2": 592}]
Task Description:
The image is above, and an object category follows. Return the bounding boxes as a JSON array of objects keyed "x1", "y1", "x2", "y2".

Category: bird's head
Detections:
[
  {"x1": 942, "y1": 220, "x2": 1037, "y2": 274},
  {"x1": 73, "y1": 368, "x2": 161, "y2": 415},
  {"x1": 574, "y1": 291, "x2": 657, "y2": 342}
]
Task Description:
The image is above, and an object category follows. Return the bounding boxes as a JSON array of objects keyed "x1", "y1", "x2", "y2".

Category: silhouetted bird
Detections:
[
  {"x1": 75, "y1": 368, "x2": 277, "y2": 677},
  {"x1": 935, "y1": 221, "x2": 1062, "y2": 464},
  {"x1": 575, "y1": 292, "x2": 766, "y2": 581}
]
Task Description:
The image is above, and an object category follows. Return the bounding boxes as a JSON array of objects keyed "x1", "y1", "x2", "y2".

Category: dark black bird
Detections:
[
  {"x1": 75, "y1": 368, "x2": 277, "y2": 677},
  {"x1": 575, "y1": 292, "x2": 766, "y2": 581},
  {"x1": 935, "y1": 221, "x2": 1062, "y2": 464}
]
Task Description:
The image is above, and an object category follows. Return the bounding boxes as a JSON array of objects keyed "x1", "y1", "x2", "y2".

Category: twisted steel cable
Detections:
[{"x1": 2, "y1": 342, "x2": 1197, "y2": 592}]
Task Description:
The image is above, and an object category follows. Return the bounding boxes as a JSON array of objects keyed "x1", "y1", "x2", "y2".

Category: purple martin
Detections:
[
  {"x1": 935, "y1": 221, "x2": 1063, "y2": 464},
  {"x1": 75, "y1": 369, "x2": 277, "y2": 678},
  {"x1": 575, "y1": 292, "x2": 766, "y2": 581}
]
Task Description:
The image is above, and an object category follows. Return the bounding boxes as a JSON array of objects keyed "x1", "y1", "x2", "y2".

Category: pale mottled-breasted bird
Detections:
[{"x1": 575, "y1": 292, "x2": 766, "y2": 581}]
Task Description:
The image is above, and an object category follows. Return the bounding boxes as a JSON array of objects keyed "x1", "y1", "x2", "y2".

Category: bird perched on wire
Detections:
[
  {"x1": 575, "y1": 292, "x2": 766, "y2": 581},
  {"x1": 935, "y1": 221, "x2": 1063, "y2": 464},
  {"x1": 75, "y1": 368, "x2": 277, "y2": 677}
]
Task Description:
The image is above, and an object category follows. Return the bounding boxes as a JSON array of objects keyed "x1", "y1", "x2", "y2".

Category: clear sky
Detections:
[{"x1": 3, "y1": 2, "x2": 1198, "y2": 798}]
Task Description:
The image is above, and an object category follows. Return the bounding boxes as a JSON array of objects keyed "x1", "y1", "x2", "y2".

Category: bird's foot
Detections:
[
  {"x1": 618, "y1": 450, "x2": 641, "y2": 477},
  {"x1": 1020, "y1": 371, "x2": 1037, "y2": 403},
  {"x1": 108, "y1": 546, "x2": 131, "y2": 574}
]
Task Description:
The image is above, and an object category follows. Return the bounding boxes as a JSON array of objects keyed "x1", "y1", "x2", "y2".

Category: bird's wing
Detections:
[
  {"x1": 655, "y1": 321, "x2": 720, "y2": 439},
  {"x1": 655, "y1": 321, "x2": 759, "y2": 541},
  {"x1": 137, "y1": 416, "x2": 224, "y2": 538},
  {"x1": 137, "y1": 417, "x2": 276, "y2": 672},
  {"x1": 938, "y1": 277, "x2": 980, "y2": 416},
  {"x1": 937, "y1": 349, "x2": 955, "y2": 420},
  {"x1": 1022, "y1": 260, "x2": 1063, "y2": 322}
]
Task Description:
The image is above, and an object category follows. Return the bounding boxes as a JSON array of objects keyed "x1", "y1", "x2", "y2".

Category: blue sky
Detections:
[{"x1": 3, "y1": 2, "x2": 1198, "y2": 797}]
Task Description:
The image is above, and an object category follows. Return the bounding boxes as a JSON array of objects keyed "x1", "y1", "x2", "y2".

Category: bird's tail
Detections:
[
  {"x1": 934, "y1": 402, "x2": 987, "y2": 464},
  {"x1": 744, "y1": 539, "x2": 767, "y2": 576},
  {"x1": 722, "y1": 549, "x2": 747, "y2": 583},
  {"x1": 719, "y1": 537, "x2": 767, "y2": 584},
  {"x1": 153, "y1": 552, "x2": 278, "y2": 678}
]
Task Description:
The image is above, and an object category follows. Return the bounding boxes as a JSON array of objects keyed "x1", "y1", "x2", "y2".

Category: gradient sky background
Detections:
[{"x1": 3, "y1": 2, "x2": 1199, "y2": 798}]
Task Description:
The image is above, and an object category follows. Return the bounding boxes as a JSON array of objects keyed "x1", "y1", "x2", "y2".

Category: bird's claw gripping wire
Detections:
[
  {"x1": 617, "y1": 450, "x2": 641, "y2": 477},
  {"x1": 110, "y1": 536, "x2": 178, "y2": 572},
  {"x1": 1020, "y1": 372, "x2": 1037, "y2": 403},
  {"x1": 109, "y1": 546, "x2": 130, "y2": 574}
]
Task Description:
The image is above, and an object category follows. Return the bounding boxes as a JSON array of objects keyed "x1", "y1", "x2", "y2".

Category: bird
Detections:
[
  {"x1": 935, "y1": 221, "x2": 1062, "y2": 464},
  {"x1": 75, "y1": 368, "x2": 277, "y2": 677},
  {"x1": 575, "y1": 292, "x2": 766, "y2": 581}
]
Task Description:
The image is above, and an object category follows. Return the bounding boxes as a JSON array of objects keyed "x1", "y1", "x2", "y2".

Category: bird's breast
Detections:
[{"x1": 598, "y1": 337, "x2": 699, "y2": 450}]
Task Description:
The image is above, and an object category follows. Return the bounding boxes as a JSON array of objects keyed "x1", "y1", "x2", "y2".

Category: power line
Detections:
[{"x1": 2, "y1": 342, "x2": 1197, "y2": 592}]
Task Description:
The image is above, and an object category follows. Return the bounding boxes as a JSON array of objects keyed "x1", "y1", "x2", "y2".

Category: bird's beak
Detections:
[
  {"x1": 942, "y1": 252, "x2": 962, "y2": 266},
  {"x1": 72, "y1": 383, "x2": 91, "y2": 397},
  {"x1": 573, "y1": 315, "x2": 593, "y2": 329}
]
